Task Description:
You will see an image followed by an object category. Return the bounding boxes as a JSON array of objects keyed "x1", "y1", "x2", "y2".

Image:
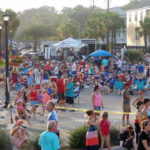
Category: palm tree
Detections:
[
  {"x1": 109, "y1": 12, "x2": 125, "y2": 53},
  {"x1": 138, "y1": 17, "x2": 150, "y2": 52}
]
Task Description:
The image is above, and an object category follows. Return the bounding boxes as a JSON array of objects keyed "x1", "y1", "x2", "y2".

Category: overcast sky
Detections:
[{"x1": 0, "y1": 0, "x2": 131, "y2": 12}]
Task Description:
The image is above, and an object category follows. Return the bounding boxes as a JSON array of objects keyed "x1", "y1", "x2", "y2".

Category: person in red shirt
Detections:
[
  {"x1": 29, "y1": 85, "x2": 38, "y2": 119},
  {"x1": 99, "y1": 112, "x2": 111, "y2": 150},
  {"x1": 45, "y1": 62, "x2": 51, "y2": 71},
  {"x1": 73, "y1": 75, "x2": 80, "y2": 84},
  {"x1": 56, "y1": 76, "x2": 65, "y2": 108}
]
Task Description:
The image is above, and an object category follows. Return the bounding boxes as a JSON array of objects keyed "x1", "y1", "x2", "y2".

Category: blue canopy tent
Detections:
[{"x1": 89, "y1": 50, "x2": 114, "y2": 57}]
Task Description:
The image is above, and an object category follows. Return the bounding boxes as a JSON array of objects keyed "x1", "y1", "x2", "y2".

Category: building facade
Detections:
[{"x1": 126, "y1": 0, "x2": 150, "y2": 49}]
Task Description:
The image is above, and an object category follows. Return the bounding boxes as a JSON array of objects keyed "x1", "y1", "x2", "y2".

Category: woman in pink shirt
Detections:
[{"x1": 92, "y1": 85, "x2": 104, "y2": 115}]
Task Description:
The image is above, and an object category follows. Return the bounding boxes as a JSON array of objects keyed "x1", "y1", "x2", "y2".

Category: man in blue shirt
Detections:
[
  {"x1": 46, "y1": 101, "x2": 59, "y2": 136},
  {"x1": 138, "y1": 62, "x2": 144, "y2": 78},
  {"x1": 38, "y1": 120, "x2": 60, "y2": 150},
  {"x1": 102, "y1": 58, "x2": 108, "y2": 70}
]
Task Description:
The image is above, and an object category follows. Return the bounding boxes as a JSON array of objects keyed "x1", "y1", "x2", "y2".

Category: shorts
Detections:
[
  {"x1": 35, "y1": 78, "x2": 41, "y2": 84},
  {"x1": 66, "y1": 97, "x2": 74, "y2": 104},
  {"x1": 95, "y1": 77, "x2": 99, "y2": 79},
  {"x1": 17, "y1": 105, "x2": 24, "y2": 110},
  {"x1": 42, "y1": 79, "x2": 49, "y2": 84},
  {"x1": 72, "y1": 71, "x2": 77, "y2": 75},
  {"x1": 53, "y1": 99, "x2": 58, "y2": 103},
  {"x1": 30, "y1": 100, "x2": 38, "y2": 106},
  {"x1": 94, "y1": 106, "x2": 102, "y2": 111},
  {"x1": 58, "y1": 93, "x2": 65, "y2": 101},
  {"x1": 123, "y1": 105, "x2": 131, "y2": 113}
]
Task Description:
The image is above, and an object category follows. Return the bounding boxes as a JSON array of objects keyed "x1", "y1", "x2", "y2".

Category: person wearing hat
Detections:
[{"x1": 122, "y1": 83, "x2": 131, "y2": 126}]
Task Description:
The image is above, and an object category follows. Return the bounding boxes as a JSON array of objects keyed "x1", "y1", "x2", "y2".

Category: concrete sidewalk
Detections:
[{"x1": 104, "y1": 147, "x2": 124, "y2": 150}]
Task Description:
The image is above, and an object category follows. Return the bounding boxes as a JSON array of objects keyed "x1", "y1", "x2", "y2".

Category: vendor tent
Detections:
[{"x1": 54, "y1": 37, "x2": 86, "y2": 49}]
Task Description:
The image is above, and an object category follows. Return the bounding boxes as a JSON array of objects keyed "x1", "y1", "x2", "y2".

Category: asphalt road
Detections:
[{"x1": 0, "y1": 86, "x2": 143, "y2": 148}]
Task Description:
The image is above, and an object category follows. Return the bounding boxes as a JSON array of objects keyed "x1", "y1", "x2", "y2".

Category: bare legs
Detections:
[
  {"x1": 122, "y1": 114, "x2": 129, "y2": 126},
  {"x1": 30, "y1": 106, "x2": 37, "y2": 119},
  {"x1": 101, "y1": 135, "x2": 110, "y2": 150}
]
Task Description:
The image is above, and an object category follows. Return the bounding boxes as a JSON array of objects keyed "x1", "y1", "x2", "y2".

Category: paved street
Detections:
[{"x1": 0, "y1": 86, "x2": 143, "y2": 148}]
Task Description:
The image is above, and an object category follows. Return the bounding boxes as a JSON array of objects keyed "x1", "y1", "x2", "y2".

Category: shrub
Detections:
[
  {"x1": 68, "y1": 125, "x2": 88, "y2": 149},
  {"x1": 110, "y1": 126, "x2": 120, "y2": 146},
  {"x1": 124, "y1": 49, "x2": 144, "y2": 63},
  {"x1": 22, "y1": 136, "x2": 41, "y2": 150},
  {"x1": 0, "y1": 128, "x2": 12, "y2": 150},
  {"x1": 31, "y1": 137, "x2": 41, "y2": 150},
  {"x1": 68, "y1": 124, "x2": 120, "y2": 149}
]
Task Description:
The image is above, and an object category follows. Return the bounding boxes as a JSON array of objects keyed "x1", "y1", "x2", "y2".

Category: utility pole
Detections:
[
  {"x1": 106, "y1": 0, "x2": 110, "y2": 51},
  {"x1": 107, "y1": 0, "x2": 109, "y2": 11},
  {"x1": 93, "y1": 0, "x2": 95, "y2": 9}
]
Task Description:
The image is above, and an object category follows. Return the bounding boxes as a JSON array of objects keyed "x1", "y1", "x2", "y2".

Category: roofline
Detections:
[{"x1": 126, "y1": 6, "x2": 150, "y2": 12}]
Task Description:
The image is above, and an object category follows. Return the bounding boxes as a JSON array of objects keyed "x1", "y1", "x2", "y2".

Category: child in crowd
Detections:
[
  {"x1": 41, "y1": 89, "x2": 51, "y2": 116},
  {"x1": 47, "y1": 83, "x2": 52, "y2": 96},
  {"x1": 85, "y1": 110, "x2": 99, "y2": 150},
  {"x1": 99, "y1": 112, "x2": 110, "y2": 150},
  {"x1": 37, "y1": 89, "x2": 43, "y2": 104},
  {"x1": 51, "y1": 82, "x2": 58, "y2": 104},
  {"x1": 14, "y1": 91, "x2": 31, "y2": 125}
]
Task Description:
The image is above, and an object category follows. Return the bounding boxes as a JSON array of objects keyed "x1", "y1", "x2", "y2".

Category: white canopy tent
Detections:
[{"x1": 54, "y1": 37, "x2": 86, "y2": 51}]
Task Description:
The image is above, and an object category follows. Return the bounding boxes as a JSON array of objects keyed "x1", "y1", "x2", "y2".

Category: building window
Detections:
[
  {"x1": 140, "y1": 10, "x2": 143, "y2": 20},
  {"x1": 135, "y1": 28, "x2": 140, "y2": 41},
  {"x1": 135, "y1": 12, "x2": 137, "y2": 21},
  {"x1": 148, "y1": 36, "x2": 150, "y2": 42},
  {"x1": 146, "y1": 9, "x2": 150, "y2": 18},
  {"x1": 129, "y1": 13, "x2": 131, "y2": 22}
]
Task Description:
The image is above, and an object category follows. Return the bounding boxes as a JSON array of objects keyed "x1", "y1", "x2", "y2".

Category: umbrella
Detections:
[{"x1": 89, "y1": 50, "x2": 114, "y2": 57}]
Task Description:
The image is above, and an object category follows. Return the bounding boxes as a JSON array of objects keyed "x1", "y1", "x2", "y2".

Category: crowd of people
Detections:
[{"x1": 3, "y1": 55, "x2": 150, "y2": 150}]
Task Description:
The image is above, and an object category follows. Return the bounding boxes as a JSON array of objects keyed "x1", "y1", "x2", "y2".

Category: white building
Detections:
[{"x1": 126, "y1": 0, "x2": 150, "y2": 49}]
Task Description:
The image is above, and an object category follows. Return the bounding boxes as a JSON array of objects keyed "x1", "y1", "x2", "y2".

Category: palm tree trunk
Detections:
[
  {"x1": 144, "y1": 31, "x2": 147, "y2": 52},
  {"x1": 111, "y1": 30, "x2": 114, "y2": 53},
  {"x1": 106, "y1": 29, "x2": 109, "y2": 51},
  {"x1": 114, "y1": 29, "x2": 116, "y2": 54}
]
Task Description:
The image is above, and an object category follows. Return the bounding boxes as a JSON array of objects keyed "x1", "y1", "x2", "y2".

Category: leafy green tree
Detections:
[
  {"x1": 125, "y1": 49, "x2": 143, "y2": 63},
  {"x1": 15, "y1": 6, "x2": 60, "y2": 41},
  {"x1": 84, "y1": 10, "x2": 107, "y2": 40},
  {"x1": 109, "y1": 12, "x2": 125, "y2": 53},
  {"x1": 61, "y1": 5, "x2": 93, "y2": 31},
  {"x1": 23, "y1": 24, "x2": 54, "y2": 52},
  {"x1": 0, "y1": 9, "x2": 19, "y2": 45},
  {"x1": 57, "y1": 21, "x2": 78, "y2": 39},
  {"x1": 122, "y1": 0, "x2": 139, "y2": 10},
  {"x1": 5, "y1": 9, "x2": 20, "y2": 38},
  {"x1": 138, "y1": 17, "x2": 150, "y2": 52}
]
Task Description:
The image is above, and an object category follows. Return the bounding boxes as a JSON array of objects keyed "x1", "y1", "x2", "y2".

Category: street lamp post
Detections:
[
  {"x1": 0, "y1": 25, "x2": 2, "y2": 57},
  {"x1": 3, "y1": 14, "x2": 10, "y2": 108}
]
